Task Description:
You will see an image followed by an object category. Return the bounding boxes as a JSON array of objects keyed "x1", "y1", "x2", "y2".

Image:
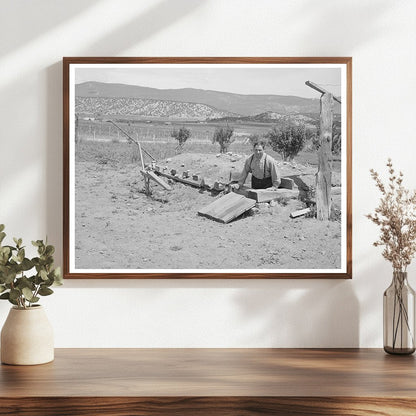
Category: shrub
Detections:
[
  {"x1": 171, "y1": 127, "x2": 191, "y2": 153},
  {"x1": 247, "y1": 133, "x2": 267, "y2": 147},
  {"x1": 212, "y1": 126, "x2": 235, "y2": 153},
  {"x1": 266, "y1": 120, "x2": 306, "y2": 161}
]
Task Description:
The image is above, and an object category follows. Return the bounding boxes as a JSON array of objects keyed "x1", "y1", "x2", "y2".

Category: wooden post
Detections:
[
  {"x1": 138, "y1": 142, "x2": 150, "y2": 196},
  {"x1": 316, "y1": 92, "x2": 333, "y2": 220}
]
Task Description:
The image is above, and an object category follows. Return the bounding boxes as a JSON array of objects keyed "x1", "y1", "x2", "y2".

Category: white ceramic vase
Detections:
[{"x1": 1, "y1": 305, "x2": 54, "y2": 365}]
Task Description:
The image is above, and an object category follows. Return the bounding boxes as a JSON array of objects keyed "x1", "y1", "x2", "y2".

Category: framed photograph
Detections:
[{"x1": 63, "y1": 57, "x2": 352, "y2": 279}]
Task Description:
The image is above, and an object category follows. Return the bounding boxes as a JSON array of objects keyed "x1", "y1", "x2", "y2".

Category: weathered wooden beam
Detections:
[
  {"x1": 154, "y1": 170, "x2": 202, "y2": 188},
  {"x1": 305, "y1": 81, "x2": 341, "y2": 104},
  {"x1": 248, "y1": 189, "x2": 281, "y2": 203},
  {"x1": 290, "y1": 208, "x2": 311, "y2": 218},
  {"x1": 316, "y1": 92, "x2": 333, "y2": 220},
  {"x1": 247, "y1": 188, "x2": 299, "y2": 203},
  {"x1": 141, "y1": 170, "x2": 172, "y2": 191}
]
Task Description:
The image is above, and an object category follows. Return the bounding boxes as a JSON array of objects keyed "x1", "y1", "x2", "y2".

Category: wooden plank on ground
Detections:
[
  {"x1": 141, "y1": 170, "x2": 172, "y2": 191},
  {"x1": 154, "y1": 170, "x2": 202, "y2": 188},
  {"x1": 247, "y1": 188, "x2": 299, "y2": 202},
  {"x1": 198, "y1": 192, "x2": 256, "y2": 224},
  {"x1": 248, "y1": 189, "x2": 281, "y2": 203},
  {"x1": 247, "y1": 188, "x2": 298, "y2": 203},
  {"x1": 290, "y1": 208, "x2": 311, "y2": 218}
]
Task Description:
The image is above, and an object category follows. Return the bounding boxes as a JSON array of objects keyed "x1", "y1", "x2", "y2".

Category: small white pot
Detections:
[{"x1": 1, "y1": 305, "x2": 54, "y2": 365}]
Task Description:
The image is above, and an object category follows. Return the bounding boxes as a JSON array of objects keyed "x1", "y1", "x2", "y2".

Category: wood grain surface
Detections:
[{"x1": 0, "y1": 348, "x2": 415, "y2": 415}]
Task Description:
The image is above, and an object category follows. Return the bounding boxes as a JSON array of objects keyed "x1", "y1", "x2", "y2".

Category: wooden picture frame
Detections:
[{"x1": 63, "y1": 57, "x2": 352, "y2": 279}]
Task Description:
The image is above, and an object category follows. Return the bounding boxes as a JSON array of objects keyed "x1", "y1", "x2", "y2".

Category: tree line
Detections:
[{"x1": 171, "y1": 119, "x2": 339, "y2": 161}]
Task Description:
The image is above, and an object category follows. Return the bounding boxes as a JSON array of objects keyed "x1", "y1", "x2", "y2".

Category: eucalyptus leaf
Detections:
[
  {"x1": 45, "y1": 245, "x2": 55, "y2": 256},
  {"x1": 0, "y1": 232, "x2": 5, "y2": 244},
  {"x1": 0, "y1": 292, "x2": 9, "y2": 299},
  {"x1": 0, "y1": 285, "x2": 6, "y2": 294},
  {"x1": 20, "y1": 258, "x2": 33, "y2": 271},
  {"x1": 39, "y1": 269, "x2": 48, "y2": 281},
  {"x1": 0, "y1": 246, "x2": 10, "y2": 255},
  {"x1": 9, "y1": 288, "x2": 21, "y2": 301},
  {"x1": 0, "y1": 249, "x2": 9, "y2": 265},
  {"x1": 38, "y1": 287, "x2": 54, "y2": 296},
  {"x1": 34, "y1": 275, "x2": 43, "y2": 285},
  {"x1": 17, "y1": 248, "x2": 25, "y2": 263},
  {"x1": 22, "y1": 287, "x2": 34, "y2": 301},
  {"x1": 0, "y1": 224, "x2": 5, "y2": 232},
  {"x1": 17, "y1": 276, "x2": 35, "y2": 290},
  {"x1": 3, "y1": 272, "x2": 17, "y2": 285},
  {"x1": 8, "y1": 297, "x2": 18, "y2": 306}
]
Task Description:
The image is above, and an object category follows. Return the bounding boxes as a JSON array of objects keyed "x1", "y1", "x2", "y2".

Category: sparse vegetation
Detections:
[
  {"x1": 171, "y1": 126, "x2": 191, "y2": 153},
  {"x1": 266, "y1": 120, "x2": 307, "y2": 161},
  {"x1": 212, "y1": 125, "x2": 235, "y2": 153},
  {"x1": 248, "y1": 133, "x2": 266, "y2": 147}
]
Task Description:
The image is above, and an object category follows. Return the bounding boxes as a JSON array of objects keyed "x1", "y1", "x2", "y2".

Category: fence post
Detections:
[{"x1": 316, "y1": 92, "x2": 333, "y2": 220}]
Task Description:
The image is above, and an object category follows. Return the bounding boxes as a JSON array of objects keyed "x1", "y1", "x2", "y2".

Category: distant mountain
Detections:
[
  {"x1": 76, "y1": 81, "x2": 341, "y2": 116},
  {"x1": 210, "y1": 111, "x2": 318, "y2": 124},
  {"x1": 75, "y1": 96, "x2": 237, "y2": 120}
]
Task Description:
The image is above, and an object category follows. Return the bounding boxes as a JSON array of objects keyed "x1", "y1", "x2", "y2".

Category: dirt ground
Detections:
[{"x1": 75, "y1": 151, "x2": 342, "y2": 271}]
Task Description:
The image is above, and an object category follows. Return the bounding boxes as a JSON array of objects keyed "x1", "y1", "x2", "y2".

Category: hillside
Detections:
[
  {"x1": 209, "y1": 111, "x2": 319, "y2": 127},
  {"x1": 76, "y1": 81, "x2": 341, "y2": 116},
  {"x1": 75, "y1": 96, "x2": 238, "y2": 120}
]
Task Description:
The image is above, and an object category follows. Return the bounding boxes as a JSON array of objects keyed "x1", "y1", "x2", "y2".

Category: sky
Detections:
[{"x1": 74, "y1": 64, "x2": 343, "y2": 99}]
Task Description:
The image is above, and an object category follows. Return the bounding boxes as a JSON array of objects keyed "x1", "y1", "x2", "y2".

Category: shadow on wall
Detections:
[
  {"x1": 233, "y1": 280, "x2": 359, "y2": 348},
  {"x1": 83, "y1": 0, "x2": 206, "y2": 55},
  {"x1": 0, "y1": 0, "x2": 102, "y2": 56},
  {"x1": 45, "y1": 0, "x2": 205, "y2": 263},
  {"x1": 295, "y1": 0, "x2": 394, "y2": 51}
]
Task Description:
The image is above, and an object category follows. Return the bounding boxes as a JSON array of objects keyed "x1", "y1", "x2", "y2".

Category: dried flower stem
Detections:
[{"x1": 366, "y1": 159, "x2": 416, "y2": 271}]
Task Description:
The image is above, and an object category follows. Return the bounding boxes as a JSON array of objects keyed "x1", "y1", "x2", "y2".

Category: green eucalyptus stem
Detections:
[{"x1": 0, "y1": 224, "x2": 63, "y2": 308}]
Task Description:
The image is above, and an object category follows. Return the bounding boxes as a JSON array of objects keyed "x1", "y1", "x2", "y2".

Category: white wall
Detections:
[{"x1": 1, "y1": 0, "x2": 415, "y2": 347}]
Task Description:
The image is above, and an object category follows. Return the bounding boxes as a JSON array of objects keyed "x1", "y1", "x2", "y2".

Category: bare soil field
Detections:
[{"x1": 74, "y1": 141, "x2": 342, "y2": 271}]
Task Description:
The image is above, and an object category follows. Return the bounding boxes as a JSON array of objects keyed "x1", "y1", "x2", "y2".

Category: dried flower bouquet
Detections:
[{"x1": 367, "y1": 159, "x2": 416, "y2": 353}]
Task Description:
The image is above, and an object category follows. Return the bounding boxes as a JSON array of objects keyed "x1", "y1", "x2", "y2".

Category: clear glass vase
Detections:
[{"x1": 383, "y1": 271, "x2": 415, "y2": 355}]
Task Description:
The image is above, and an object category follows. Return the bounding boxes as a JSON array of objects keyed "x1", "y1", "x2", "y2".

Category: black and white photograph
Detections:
[{"x1": 64, "y1": 58, "x2": 352, "y2": 278}]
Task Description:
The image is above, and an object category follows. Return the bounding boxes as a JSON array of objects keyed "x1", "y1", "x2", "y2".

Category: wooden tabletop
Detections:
[{"x1": 1, "y1": 348, "x2": 416, "y2": 415}]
